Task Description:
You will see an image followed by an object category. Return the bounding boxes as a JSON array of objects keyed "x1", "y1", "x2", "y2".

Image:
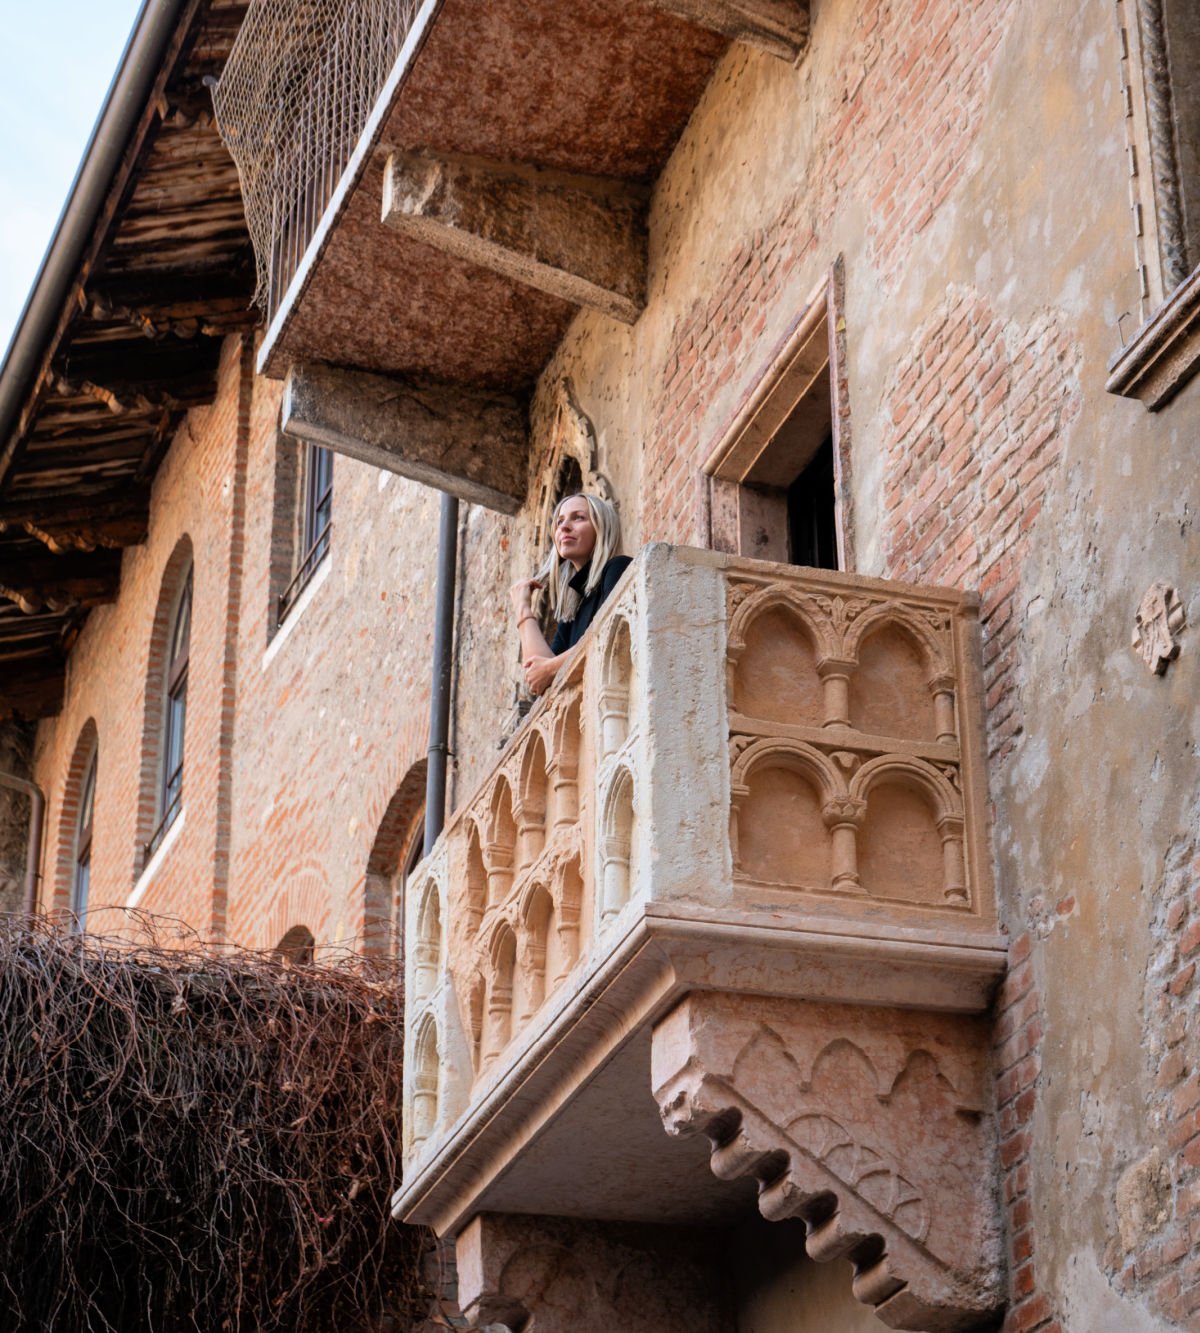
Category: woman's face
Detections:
[{"x1": 554, "y1": 496, "x2": 597, "y2": 568}]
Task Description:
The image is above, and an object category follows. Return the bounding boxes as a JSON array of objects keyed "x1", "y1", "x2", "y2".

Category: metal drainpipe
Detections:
[
  {"x1": 424, "y1": 492, "x2": 460, "y2": 850},
  {"x1": 0, "y1": 773, "x2": 45, "y2": 915}
]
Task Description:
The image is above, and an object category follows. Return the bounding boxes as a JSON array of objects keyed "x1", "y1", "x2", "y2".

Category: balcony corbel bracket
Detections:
[
  {"x1": 641, "y1": 0, "x2": 810, "y2": 61},
  {"x1": 281, "y1": 361, "x2": 529, "y2": 514},
  {"x1": 382, "y1": 152, "x2": 648, "y2": 325},
  {"x1": 651, "y1": 991, "x2": 1005, "y2": 1331}
]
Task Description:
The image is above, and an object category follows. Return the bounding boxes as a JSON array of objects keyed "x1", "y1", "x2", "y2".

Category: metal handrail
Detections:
[{"x1": 278, "y1": 521, "x2": 332, "y2": 621}]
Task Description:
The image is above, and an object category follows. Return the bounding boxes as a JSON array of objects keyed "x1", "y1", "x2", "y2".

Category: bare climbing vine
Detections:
[{"x1": 0, "y1": 917, "x2": 434, "y2": 1331}]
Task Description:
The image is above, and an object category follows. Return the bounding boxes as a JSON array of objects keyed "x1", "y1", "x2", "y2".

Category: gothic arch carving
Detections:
[
  {"x1": 849, "y1": 755, "x2": 959, "y2": 820},
  {"x1": 412, "y1": 1012, "x2": 441, "y2": 1145},
  {"x1": 730, "y1": 737, "x2": 845, "y2": 805},
  {"x1": 841, "y1": 602, "x2": 950, "y2": 677},
  {"x1": 726, "y1": 586, "x2": 834, "y2": 660},
  {"x1": 599, "y1": 614, "x2": 634, "y2": 756},
  {"x1": 599, "y1": 765, "x2": 636, "y2": 923}
]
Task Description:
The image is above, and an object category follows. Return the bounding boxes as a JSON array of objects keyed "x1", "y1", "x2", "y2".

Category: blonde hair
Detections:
[{"x1": 536, "y1": 493, "x2": 622, "y2": 623}]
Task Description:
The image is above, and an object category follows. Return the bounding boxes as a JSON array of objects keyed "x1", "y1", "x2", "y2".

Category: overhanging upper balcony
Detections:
[
  {"x1": 395, "y1": 546, "x2": 1007, "y2": 1331},
  {"x1": 215, "y1": 0, "x2": 812, "y2": 414}
]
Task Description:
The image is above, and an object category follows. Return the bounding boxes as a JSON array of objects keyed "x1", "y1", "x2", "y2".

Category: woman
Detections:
[{"x1": 509, "y1": 493, "x2": 631, "y2": 696}]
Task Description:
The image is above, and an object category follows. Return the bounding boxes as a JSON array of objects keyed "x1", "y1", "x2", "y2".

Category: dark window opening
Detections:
[
  {"x1": 705, "y1": 283, "x2": 846, "y2": 571},
  {"x1": 275, "y1": 924, "x2": 316, "y2": 965},
  {"x1": 787, "y1": 435, "x2": 838, "y2": 570},
  {"x1": 279, "y1": 444, "x2": 333, "y2": 620}
]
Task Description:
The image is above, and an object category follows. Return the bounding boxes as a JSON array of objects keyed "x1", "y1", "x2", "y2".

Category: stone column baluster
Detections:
[
  {"x1": 930, "y1": 672, "x2": 958, "y2": 743},
  {"x1": 817, "y1": 656, "x2": 855, "y2": 728},
  {"x1": 822, "y1": 795, "x2": 867, "y2": 893},
  {"x1": 485, "y1": 843, "x2": 513, "y2": 909},
  {"x1": 937, "y1": 813, "x2": 969, "y2": 905}
]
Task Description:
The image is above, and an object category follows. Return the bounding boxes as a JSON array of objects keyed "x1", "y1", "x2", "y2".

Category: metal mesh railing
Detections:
[{"x1": 213, "y1": 0, "x2": 420, "y2": 318}]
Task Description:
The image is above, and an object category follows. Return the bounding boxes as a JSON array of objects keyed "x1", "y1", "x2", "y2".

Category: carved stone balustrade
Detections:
[{"x1": 397, "y1": 545, "x2": 1007, "y2": 1331}]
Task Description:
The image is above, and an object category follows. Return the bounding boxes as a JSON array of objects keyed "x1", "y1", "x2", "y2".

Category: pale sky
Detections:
[{"x1": 0, "y1": 1, "x2": 145, "y2": 361}]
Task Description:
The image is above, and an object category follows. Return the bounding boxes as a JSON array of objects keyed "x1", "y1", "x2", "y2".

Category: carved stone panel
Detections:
[
  {"x1": 1132, "y1": 580, "x2": 1185, "y2": 673},
  {"x1": 455, "y1": 1212, "x2": 732, "y2": 1332},
  {"x1": 652, "y1": 991, "x2": 1004, "y2": 1330}
]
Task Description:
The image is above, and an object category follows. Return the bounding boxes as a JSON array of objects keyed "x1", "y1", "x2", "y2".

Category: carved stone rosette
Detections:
[{"x1": 652, "y1": 992, "x2": 1004, "y2": 1330}]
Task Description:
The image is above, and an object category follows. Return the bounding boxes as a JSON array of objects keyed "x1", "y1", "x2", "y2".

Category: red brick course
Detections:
[{"x1": 994, "y1": 930, "x2": 1060, "y2": 1333}]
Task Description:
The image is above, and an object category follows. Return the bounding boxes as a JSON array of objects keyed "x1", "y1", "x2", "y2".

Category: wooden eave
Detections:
[
  {"x1": 0, "y1": 0, "x2": 255, "y2": 719},
  {"x1": 259, "y1": 0, "x2": 743, "y2": 385}
]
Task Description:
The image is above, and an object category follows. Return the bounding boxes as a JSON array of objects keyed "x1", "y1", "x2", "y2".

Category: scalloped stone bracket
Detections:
[{"x1": 651, "y1": 992, "x2": 1005, "y2": 1331}]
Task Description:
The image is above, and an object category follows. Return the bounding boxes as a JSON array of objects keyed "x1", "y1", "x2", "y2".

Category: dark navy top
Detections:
[{"x1": 550, "y1": 556, "x2": 633, "y2": 655}]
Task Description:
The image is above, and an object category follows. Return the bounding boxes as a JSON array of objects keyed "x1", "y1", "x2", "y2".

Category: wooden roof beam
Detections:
[
  {"x1": 0, "y1": 548, "x2": 122, "y2": 614},
  {"x1": 52, "y1": 374, "x2": 178, "y2": 417},
  {"x1": 382, "y1": 152, "x2": 648, "y2": 326},
  {"x1": 641, "y1": 0, "x2": 809, "y2": 60},
  {"x1": 282, "y1": 361, "x2": 529, "y2": 515},
  {"x1": 0, "y1": 663, "x2": 66, "y2": 721}
]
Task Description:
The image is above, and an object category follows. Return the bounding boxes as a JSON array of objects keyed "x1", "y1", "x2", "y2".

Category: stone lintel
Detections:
[
  {"x1": 382, "y1": 152, "x2": 648, "y2": 325},
  {"x1": 652, "y1": 990, "x2": 1005, "y2": 1330},
  {"x1": 1106, "y1": 264, "x2": 1200, "y2": 409},
  {"x1": 281, "y1": 361, "x2": 529, "y2": 514},
  {"x1": 642, "y1": 0, "x2": 810, "y2": 61}
]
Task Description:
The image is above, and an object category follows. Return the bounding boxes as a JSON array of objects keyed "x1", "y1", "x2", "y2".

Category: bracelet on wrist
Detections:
[{"x1": 518, "y1": 612, "x2": 537, "y2": 628}]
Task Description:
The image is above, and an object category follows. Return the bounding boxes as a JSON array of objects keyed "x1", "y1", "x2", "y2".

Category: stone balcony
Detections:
[{"x1": 396, "y1": 545, "x2": 1007, "y2": 1331}]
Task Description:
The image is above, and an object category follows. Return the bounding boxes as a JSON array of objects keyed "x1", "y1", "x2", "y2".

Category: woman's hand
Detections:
[
  {"x1": 509, "y1": 578, "x2": 541, "y2": 615},
  {"x1": 523, "y1": 654, "x2": 560, "y2": 697}
]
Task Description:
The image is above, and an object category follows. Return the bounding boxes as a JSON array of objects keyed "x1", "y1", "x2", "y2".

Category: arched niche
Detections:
[
  {"x1": 600, "y1": 768, "x2": 636, "y2": 923},
  {"x1": 599, "y1": 616, "x2": 633, "y2": 757},
  {"x1": 484, "y1": 923, "x2": 517, "y2": 1065},
  {"x1": 518, "y1": 730, "x2": 549, "y2": 866},
  {"x1": 414, "y1": 879, "x2": 442, "y2": 1002},
  {"x1": 849, "y1": 618, "x2": 938, "y2": 742},
  {"x1": 412, "y1": 1015, "x2": 440, "y2": 1145},
  {"x1": 549, "y1": 695, "x2": 582, "y2": 832},
  {"x1": 486, "y1": 778, "x2": 518, "y2": 907},
  {"x1": 737, "y1": 761, "x2": 831, "y2": 889},
  {"x1": 732, "y1": 603, "x2": 824, "y2": 726},
  {"x1": 519, "y1": 884, "x2": 555, "y2": 1018},
  {"x1": 467, "y1": 972, "x2": 485, "y2": 1073},
  {"x1": 556, "y1": 856, "x2": 584, "y2": 980},
  {"x1": 465, "y1": 822, "x2": 487, "y2": 929},
  {"x1": 856, "y1": 773, "x2": 946, "y2": 906}
]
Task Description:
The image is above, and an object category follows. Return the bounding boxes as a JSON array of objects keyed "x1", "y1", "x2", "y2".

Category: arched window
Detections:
[
  {"x1": 71, "y1": 749, "x2": 97, "y2": 926},
  {"x1": 147, "y1": 568, "x2": 191, "y2": 860}
]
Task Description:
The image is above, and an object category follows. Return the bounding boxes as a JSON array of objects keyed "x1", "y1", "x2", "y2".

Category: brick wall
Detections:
[
  {"x1": 31, "y1": 333, "x2": 450, "y2": 954},
  {"x1": 994, "y1": 932, "x2": 1060, "y2": 1333},
  {"x1": 640, "y1": 0, "x2": 1016, "y2": 546}
]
